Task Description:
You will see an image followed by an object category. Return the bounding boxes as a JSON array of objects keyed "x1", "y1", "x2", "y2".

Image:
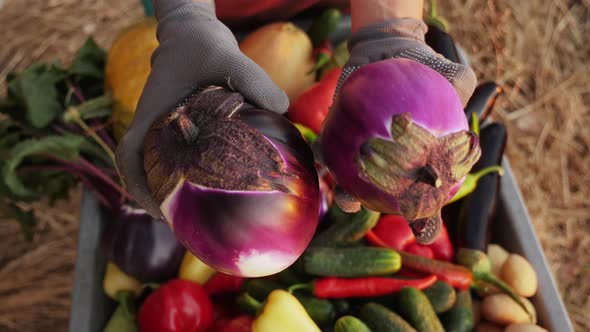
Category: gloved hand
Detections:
[
  {"x1": 115, "y1": 0, "x2": 289, "y2": 218},
  {"x1": 338, "y1": 18, "x2": 476, "y2": 106}
]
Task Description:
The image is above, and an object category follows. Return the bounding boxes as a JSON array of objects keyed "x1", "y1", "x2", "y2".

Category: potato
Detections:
[
  {"x1": 475, "y1": 322, "x2": 504, "y2": 332},
  {"x1": 505, "y1": 323, "x2": 548, "y2": 332},
  {"x1": 488, "y1": 244, "x2": 510, "y2": 276},
  {"x1": 482, "y1": 294, "x2": 534, "y2": 325},
  {"x1": 500, "y1": 254, "x2": 538, "y2": 297}
]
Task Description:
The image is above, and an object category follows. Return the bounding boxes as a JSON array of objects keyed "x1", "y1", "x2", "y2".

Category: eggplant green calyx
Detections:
[{"x1": 358, "y1": 112, "x2": 481, "y2": 244}]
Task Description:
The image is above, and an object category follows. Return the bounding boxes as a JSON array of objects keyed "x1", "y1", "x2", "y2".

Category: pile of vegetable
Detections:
[{"x1": 0, "y1": 4, "x2": 550, "y2": 332}]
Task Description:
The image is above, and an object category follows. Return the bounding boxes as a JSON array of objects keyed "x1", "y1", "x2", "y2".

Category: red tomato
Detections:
[
  {"x1": 138, "y1": 279, "x2": 213, "y2": 332},
  {"x1": 288, "y1": 68, "x2": 342, "y2": 134}
]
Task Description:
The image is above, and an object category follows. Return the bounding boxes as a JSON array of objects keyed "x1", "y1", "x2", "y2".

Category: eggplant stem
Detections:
[
  {"x1": 472, "y1": 165, "x2": 504, "y2": 180},
  {"x1": 237, "y1": 292, "x2": 264, "y2": 316},
  {"x1": 418, "y1": 164, "x2": 442, "y2": 188},
  {"x1": 170, "y1": 110, "x2": 200, "y2": 143}
]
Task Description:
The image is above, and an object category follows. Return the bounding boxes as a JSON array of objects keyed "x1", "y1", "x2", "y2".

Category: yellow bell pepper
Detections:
[
  {"x1": 252, "y1": 290, "x2": 321, "y2": 332},
  {"x1": 178, "y1": 251, "x2": 217, "y2": 284},
  {"x1": 103, "y1": 262, "x2": 142, "y2": 300}
]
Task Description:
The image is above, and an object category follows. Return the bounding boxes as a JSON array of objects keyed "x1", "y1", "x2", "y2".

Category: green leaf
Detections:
[
  {"x1": 0, "y1": 119, "x2": 26, "y2": 154},
  {"x1": 68, "y1": 38, "x2": 106, "y2": 79},
  {"x1": 6, "y1": 63, "x2": 65, "y2": 128},
  {"x1": 2, "y1": 135, "x2": 85, "y2": 198}
]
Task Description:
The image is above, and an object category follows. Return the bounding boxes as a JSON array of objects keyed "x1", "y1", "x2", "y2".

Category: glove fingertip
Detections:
[
  {"x1": 453, "y1": 64, "x2": 478, "y2": 107},
  {"x1": 237, "y1": 78, "x2": 290, "y2": 114}
]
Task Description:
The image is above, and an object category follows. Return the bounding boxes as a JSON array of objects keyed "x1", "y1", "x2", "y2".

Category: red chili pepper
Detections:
[
  {"x1": 399, "y1": 251, "x2": 473, "y2": 290},
  {"x1": 405, "y1": 242, "x2": 434, "y2": 259},
  {"x1": 429, "y1": 222, "x2": 454, "y2": 261},
  {"x1": 291, "y1": 275, "x2": 437, "y2": 299},
  {"x1": 204, "y1": 273, "x2": 245, "y2": 295},
  {"x1": 138, "y1": 279, "x2": 214, "y2": 332},
  {"x1": 211, "y1": 315, "x2": 254, "y2": 332},
  {"x1": 372, "y1": 215, "x2": 415, "y2": 250},
  {"x1": 367, "y1": 231, "x2": 473, "y2": 290}
]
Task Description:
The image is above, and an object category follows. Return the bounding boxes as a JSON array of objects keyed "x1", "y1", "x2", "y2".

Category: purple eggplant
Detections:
[
  {"x1": 143, "y1": 86, "x2": 319, "y2": 277},
  {"x1": 320, "y1": 58, "x2": 481, "y2": 243},
  {"x1": 456, "y1": 123, "x2": 507, "y2": 251},
  {"x1": 101, "y1": 205, "x2": 185, "y2": 283}
]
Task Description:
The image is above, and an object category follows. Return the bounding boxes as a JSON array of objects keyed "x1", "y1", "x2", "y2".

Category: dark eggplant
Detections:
[
  {"x1": 425, "y1": 24, "x2": 461, "y2": 63},
  {"x1": 101, "y1": 205, "x2": 185, "y2": 283},
  {"x1": 465, "y1": 82, "x2": 504, "y2": 121},
  {"x1": 455, "y1": 123, "x2": 507, "y2": 251}
]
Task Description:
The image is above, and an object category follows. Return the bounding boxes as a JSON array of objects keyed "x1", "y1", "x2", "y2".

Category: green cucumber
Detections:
[
  {"x1": 244, "y1": 279, "x2": 282, "y2": 301},
  {"x1": 390, "y1": 287, "x2": 444, "y2": 332},
  {"x1": 359, "y1": 302, "x2": 416, "y2": 332},
  {"x1": 441, "y1": 290, "x2": 474, "y2": 332},
  {"x1": 302, "y1": 247, "x2": 400, "y2": 277},
  {"x1": 306, "y1": 8, "x2": 342, "y2": 47},
  {"x1": 334, "y1": 315, "x2": 372, "y2": 332},
  {"x1": 311, "y1": 207, "x2": 380, "y2": 247},
  {"x1": 294, "y1": 293, "x2": 336, "y2": 327},
  {"x1": 423, "y1": 280, "x2": 456, "y2": 313}
]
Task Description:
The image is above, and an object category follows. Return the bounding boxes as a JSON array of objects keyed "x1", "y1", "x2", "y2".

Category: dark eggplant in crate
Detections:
[
  {"x1": 455, "y1": 123, "x2": 507, "y2": 251},
  {"x1": 101, "y1": 206, "x2": 185, "y2": 283}
]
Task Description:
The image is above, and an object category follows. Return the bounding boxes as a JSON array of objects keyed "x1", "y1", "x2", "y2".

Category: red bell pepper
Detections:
[
  {"x1": 429, "y1": 222, "x2": 454, "y2": 261},
  {"x1": 372, "y1": 215, "x2": 415, "y2": 251},
  {"x1": 204, "y1": 272, "x2": 245, "y2": 295},
  {"x1": 288, "y1": 67, "x2": 342, "y2": 133},
  {"x1": 371, "y1": 214, "x2": 453, "y2": 261},
  {"x1": 404, "y1": 242, "x2": 434, "y2": 259},
  {"x1": 138, "y1": 279, "x2": 214, "y2": 332}
]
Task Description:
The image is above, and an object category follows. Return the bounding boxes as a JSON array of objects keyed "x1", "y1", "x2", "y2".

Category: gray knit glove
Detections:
[
  {"x1": 115, "y1": 0, "x2": 289, "y2": 217},
  {"x1": 338, "y1": 18, "x2": 476, "y2": 106}
]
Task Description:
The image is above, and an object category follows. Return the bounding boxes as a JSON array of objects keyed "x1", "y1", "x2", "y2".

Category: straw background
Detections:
[{"x1": 0, "y1": 0, "x2": 588, "y2": 331}]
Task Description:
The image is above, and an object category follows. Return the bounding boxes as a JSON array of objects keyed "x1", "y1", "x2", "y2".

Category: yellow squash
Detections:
[
  {"x1": 240, "y1": 22, "x2": 316, "y2": 103},
  {"x1": 178, "y1": 251, "x2": 217, "y2": 284},
  {"x1": 105, "y1": 18, "x2": 158, "y2": 142},
  {"x1": 103, "y1": 262, "x2": 142, "y2": 300},
  {"x1": 252, "y1": 290, "x2": 321, "y2": 332}
]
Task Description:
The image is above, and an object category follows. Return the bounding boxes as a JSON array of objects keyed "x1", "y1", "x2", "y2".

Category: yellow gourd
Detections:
[{"x1": 105, "y1": 18, "x2": 158, "y2": 142}]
